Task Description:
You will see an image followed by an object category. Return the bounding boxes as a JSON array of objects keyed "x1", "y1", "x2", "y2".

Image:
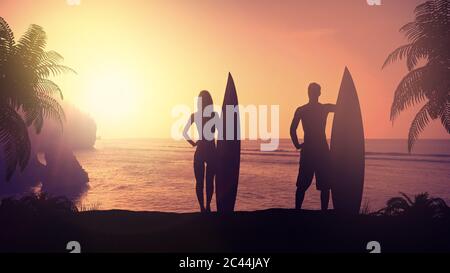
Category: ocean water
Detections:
[{"x1": 75, "y1": 139, "x2": 450, "y2": 212}]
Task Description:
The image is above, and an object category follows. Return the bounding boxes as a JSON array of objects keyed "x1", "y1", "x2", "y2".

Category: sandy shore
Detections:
[{"x1": 1, "y1": 209, "x2": 449, "y2": 253}]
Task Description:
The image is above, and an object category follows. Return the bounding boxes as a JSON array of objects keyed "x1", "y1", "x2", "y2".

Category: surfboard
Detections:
[
  {"x1": 216, "y1": 73, "x2": 241, "y2": 213},
  {"x1": 330, "y1": 67, "x2": 365, "y2": 214}
]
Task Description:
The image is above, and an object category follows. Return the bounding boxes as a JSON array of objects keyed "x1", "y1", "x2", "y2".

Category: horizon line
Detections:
[{"x1": 95, "y1": 137, "x2": 450, "y2": 141}]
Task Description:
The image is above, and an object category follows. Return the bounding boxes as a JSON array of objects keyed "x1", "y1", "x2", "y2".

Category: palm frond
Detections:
[
  {"x1": 38, "y1": 50, "x2": 64, "y2": 66},
  {"x1": 0, "y1": 103, "x2": 31, "y2": 180},
  {"x1": 0, "y1": 17, "x2": 15, "y2": 55},
  {"x1": 33, "y1": 111, "x2": 44, "y2": 134},
  {"x1": 22, "y1": 106, "x2": 41, "y2": 130},
  {"x1": 400, "y1": 21, "x2": 423, "y2": 43},
  {"x1": 0, "y1": 17, "x2": 15, "y2": 66},
  {"x1": 382, "y1": 44, "x2": 413, "y2": 69},
  {"x1": 384, "y1": 197, "x2": 410, "y2": 216},
  {"x1": 428, "y1": 197, "x2": 449, "y2": 218},
  {"x1": 414, "y1": 192, "x2": 430, "y2": 204},
  {"x1": 15, "y1": 24, "x2": 47, "y2": 56},
  {"x1": 400, "y1": 192, "x2": 415, "y2": 206},
  {"x1": 408, "y1": 101, "x2": 432, "y2": 152},
  {"x1": 439, "y1": 100, "x2": 450, "y2": 133},
  {"x1": 406, "y1": 42, "x2": 429, "y2": 71},
  {"x1": 35, "y1": 92, "x2": 66, "y2": 127},
  {"x1": 35, "y1": 64, "x2": 76, "y2": 78},
  {"x1": 385, "y1": 0, "x2": 449, "y2": 70},
  {"x1": 35, "y1": 79, "x2": 63, "y2": 100},
  {"x1": 21, "y1": 92, "x2": 65, "y2": 133},
  {"x1": 390, "y1": 67, "x2": 427, "y2": 121},
  {"x1": 382, "y1": 41, "x2": 429, "y2": 71}
]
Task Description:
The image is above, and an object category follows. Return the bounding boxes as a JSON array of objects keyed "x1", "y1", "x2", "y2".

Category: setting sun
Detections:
[{"x1": 85, "y1": 67, "x2": 139, "y2": 121}]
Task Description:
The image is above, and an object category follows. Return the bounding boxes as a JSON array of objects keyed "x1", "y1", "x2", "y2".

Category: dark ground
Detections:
[{"x1": 1, "y1": 209, "x2": 449, "y2": 253}]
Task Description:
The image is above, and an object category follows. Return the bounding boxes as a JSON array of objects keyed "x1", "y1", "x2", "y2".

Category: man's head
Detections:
[{"x1": 308, "y1": 83, "x2": 321, "y2": 102}]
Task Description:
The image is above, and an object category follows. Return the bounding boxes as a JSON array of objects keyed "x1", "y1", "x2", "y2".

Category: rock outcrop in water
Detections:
[
  {"x1": 0, "y1": 103, "x2": 94, "y2": 200},
  {"x1": 0, "y1": 145, "x2": 89, "y2": 201},
  {"x1": 33, "y1": 103, "x2": 97, "y2": 151}
]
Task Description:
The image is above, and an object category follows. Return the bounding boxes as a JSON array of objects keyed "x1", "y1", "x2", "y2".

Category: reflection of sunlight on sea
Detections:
[{"x1": 75, "y1": 139, "x2": 450, "y2": 212}]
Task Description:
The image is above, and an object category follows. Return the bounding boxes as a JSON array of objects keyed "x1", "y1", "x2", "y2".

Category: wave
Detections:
[
  {"x1": 92, "y1": 142, "x2": 450, "y2": 164},
  {"x1": 240, "y1": 150, "x2": 450, "y2": 164},
  {"x1": 365, "y1": 152, "x2": 450, "y2": 158},
  {"x1": 365, "y1": 156, "x2": 450, "y2": 164}
]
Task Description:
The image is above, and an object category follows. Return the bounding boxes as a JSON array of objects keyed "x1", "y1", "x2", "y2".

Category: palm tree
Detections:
[
  {"x1": 0, "y1": 17, "x2": 74, "y2": 180},
  {"x1": 379, "y1": 192, "x2": 449, "y2": 219},
  {"x1": 382, "y1": 0, "x2": 449, "y2": 152}
]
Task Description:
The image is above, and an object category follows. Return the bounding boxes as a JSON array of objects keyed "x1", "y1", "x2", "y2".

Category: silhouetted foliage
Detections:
[
  {"x1": 378, "y1": 192, "x2": 449, "y2": 219},
  {"x1": 383, "y1": 0, "x2": 450, "y2": 152},
  {"x1": 0, "y1": 192, "x2": 78, "y2": 219},
  {"x1": 360, "y1": 200, "x2": 373, "y2": 215},
  {"x1": 0, "y1": 17, "x2": 74, "y2": 180}
]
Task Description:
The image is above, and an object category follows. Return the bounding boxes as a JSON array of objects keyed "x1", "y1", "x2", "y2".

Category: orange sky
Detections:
[{"x1": 1, "y1": 0, "x2": 448, "y2": 139}]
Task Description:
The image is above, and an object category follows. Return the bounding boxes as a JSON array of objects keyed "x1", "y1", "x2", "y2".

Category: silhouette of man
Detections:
[{"x1": 290, "y1": 83, "x2": 335, "y2": 210}]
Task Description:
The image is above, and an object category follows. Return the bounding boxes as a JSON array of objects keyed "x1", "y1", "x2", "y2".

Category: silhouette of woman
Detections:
[{"x1": 183, "y1": 91, "x2": 218, "y2": 213}]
